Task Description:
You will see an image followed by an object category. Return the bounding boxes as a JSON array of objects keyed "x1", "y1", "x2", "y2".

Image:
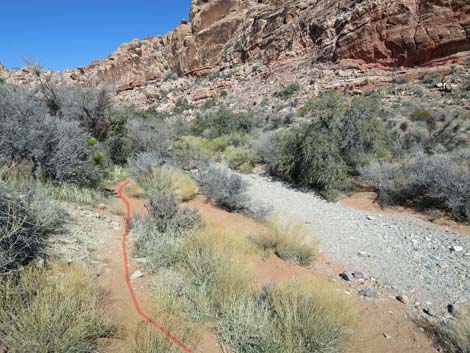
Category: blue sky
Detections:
[{"x1": 0, "y1": 1, "x2": 191, "y2": 71}]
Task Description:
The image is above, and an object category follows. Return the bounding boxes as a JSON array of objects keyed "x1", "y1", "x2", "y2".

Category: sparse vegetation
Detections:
[
  {"x1": 0, "y1": 262, "x2": 114, "y2": 353},
  {"x1": 274, "y1": 82, "x2": 301, "y2": 98},
  {"x1": 127, "y1": 313, "x2": 201, "y2": 353},
  {"x1": 132, "y1": 190, "x2": 201, "y2": 271},
  {"x1": 0, "y1": 183, "x2": 64, "y2": 273}
]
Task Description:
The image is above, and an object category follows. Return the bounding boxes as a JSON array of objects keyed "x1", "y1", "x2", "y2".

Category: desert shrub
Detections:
[
  {"x1": 427, "y1": 305, "x2": 470, "y2": 353},
  {"x1": 178, "y1": 228, "x2": 255, "y2": 317},
  {"x1": 250, "y1": 131, "x2": 278, "y2": 164},
  {"x1": 132, "y1": 191, "x2": 201, "y2": 270},
  {"x1": 0, "y1": 183, "x2": 64, "y2": 273},
  {"x1": 361, "y1": 152, "x2": 470, "y2": 221},
  {"x1": 218, "y1": 279, "x2": 357, "y2": 353},
  {"x1": 170, "y1": 136, "x2": 214, "y2": 169},
  {"x1": 274, "y1": 82, "x2": 301, "y2": 99},
  {"x1": 272, "y1": 92, "x2": 389, "y2": 200},
  {"x1": 410, "y1": 109, "x2": 433, "y2": 122},
  {"x1": 422, "y1": 72, "x2": 443, "y2": 86},
  {"x1": 218, "y1": 297, "x2": 279, "y2": 353},
  {"x1": 126, "y1": 117, "x2": 174, "y2": 156},
  {"x1": 190, "y1": 108, "x2": 254, "y2": 138},
  {"x1": 224, "y1": 146, "x2": 255, "y2": 171},
  {"x1": 0, "y1": 84, "x2": 104, "y2": 187},
  {"x1": 250, "y1": 217, "x2": 319, "y2": 266},
  {"x1": 0, "y1": 262, "x2": 113, "y2": 353},
  {"x1": 393, "y1": 76, "x2": 409, "y2": 85},
  {"x1": 267, "y1": 280, "x2": 358, "y2": 353},
  {"x1": 198, "y1": 163, "x2": 249, "y2": 211}
]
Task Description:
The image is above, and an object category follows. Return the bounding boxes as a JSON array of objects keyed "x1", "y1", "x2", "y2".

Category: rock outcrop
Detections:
[
  {"x1": 5, "y1": 0, "x2": 470, "y2": 88},
  {"x1": 0, "y1": 63, "x2": 8, "y2": 81}
]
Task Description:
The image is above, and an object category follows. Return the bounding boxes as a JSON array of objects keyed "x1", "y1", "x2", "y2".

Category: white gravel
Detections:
[{"x1": 243, "y1": 173, "x2": 470, "y2": 312}]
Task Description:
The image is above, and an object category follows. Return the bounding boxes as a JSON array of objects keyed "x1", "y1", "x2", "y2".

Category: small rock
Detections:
[
  {"x1": 358, "y1": 251, "x2": 371, "y2": 257},
  {"x1": 396, "y1": 294, "x2": 409, "y2": 304},
  {"x1": 447, "y1": 303, "x2": 466, "y2": 318},
  {"x1": 366, "y1": 215, "x2": 375, "y2": 221},
  {"x1": 450, "y1": 245, "x2": 464, "y2": 252},
  {"x1": 130, "y1": 270, "x2": 144, "y2": 280},
  {"x1": 383, "y1": 333, "x2": 391, "y2": 339},
  {"x1": 340, "y1": 271, "x2": 354, "y2": 281},
  {"x1": 423, "y1": 307, "x2": 436, "y2": 317},
  {"x1": 98, "y1": 203, "x2": 106, "y2": 210},
  {"x1": 353, "y1": 271, "x2": 366, "y2": 279},
  {"x1": 359, "y1": 288, "x2": 379, "y2": 298}
]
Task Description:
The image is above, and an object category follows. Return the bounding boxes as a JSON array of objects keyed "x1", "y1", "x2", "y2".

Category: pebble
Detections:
[
  {"x1": 447, "y1": 303, "x2": 466, "y2": 318},
  {"x1": 130, "y1": 270, "x2": 144, "y2": 280},
  {"x1": 450, "y1": 245, "x2": 464, "y2": 253},
  {"x1": 423, "y1": 307, "x2": 436, "y2": 317},
  {"x1": 359, "y1": 288, "x2": 379, "y2": 298},
  {"x1": 396, "y1": 294, "x2": 409, "y2": 304},
  {"x1": 242, "y1": 173, "x2": 470, "y2": 312},
  {"x1": 340, "y1": 271, "x2": 354, "y2": 281},
  {"x1": 353, "y1": 271, "x2": 366, "y2": 279}
]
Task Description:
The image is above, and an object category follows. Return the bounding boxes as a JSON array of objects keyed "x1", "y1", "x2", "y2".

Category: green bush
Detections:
[
  {"x1": 410, "y1": 109, "x2": 433, "y2": 122},
  {"x1": 190, "y1": 108, "x2": 254, "y2": 139},
  {"x1": 274, "y1": 83, "x2": 301, "y2": 99},
  {"x1": 272, "y1": 92, "x2": 389, "y2": 200}
]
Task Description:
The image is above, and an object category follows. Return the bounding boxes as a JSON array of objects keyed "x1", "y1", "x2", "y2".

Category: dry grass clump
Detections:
[
  {"x1": 178, "y1": 228, "x2": 256, "y2": 317},
  {"x1": 218, "y1": 279, "x2": 358, "y2": 353},
  {"x1": 137, "y1": 165, "x2": 198, "y2": 201},
  {"x1": 250, "y1": 216, "x2": 319, "y2": 266},
  {"x1": 268, "y1": 280, "x2": 358, "y2": 353},
  {"x1": 0, "y1": 262, "x2": 114, "y2": 353},
  {"x1": 428, "y1": 305, "x2": 470, "y2": 353},
  {"x1": 127, "y1": 313, "x2": 201, "y2": 353}
]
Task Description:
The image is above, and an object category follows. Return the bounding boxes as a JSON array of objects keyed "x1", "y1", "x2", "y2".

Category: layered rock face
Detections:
[{"x1": 6, "y1": 0, "x2": 470, "y2": 87}]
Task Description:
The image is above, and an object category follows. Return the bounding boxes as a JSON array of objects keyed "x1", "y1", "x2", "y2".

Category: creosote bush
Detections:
[
  {"x1": 0, "y1": 262, "x2": 114, "y2": 353},
  {"x1": 190, "y1": 107, "x2": 254, "y2": 139},
  {"x1": 272, "y1": 92, "x2": 389, "y2": 200}
]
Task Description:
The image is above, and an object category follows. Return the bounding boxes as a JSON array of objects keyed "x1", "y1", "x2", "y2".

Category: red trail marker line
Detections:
[{"x1": 117, "y1": 180, "x2": 194, "y2": 353}]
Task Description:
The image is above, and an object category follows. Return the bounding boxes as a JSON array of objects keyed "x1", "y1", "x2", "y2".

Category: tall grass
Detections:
[
  {"x1": 250, "y1": 217, "x2": 319, "y2": 266},
  {"x1": 178, "y1": 228, "x2": 256, "y2": 318},
  {"x1": 0, "y1": 262, "x2": 114, "y2": 353},
  {"x1": 268, "y1": 280, "x2": 358, "y2": 353}
]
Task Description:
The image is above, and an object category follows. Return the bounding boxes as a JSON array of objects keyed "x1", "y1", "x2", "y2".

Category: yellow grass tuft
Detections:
[{"x1": 250, "y1": 216, "x2": 320, "y2": 265}]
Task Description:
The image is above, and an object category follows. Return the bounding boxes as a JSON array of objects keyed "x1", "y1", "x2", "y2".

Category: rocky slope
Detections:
[{"x1": 6, "y1": 0, "x2": 470, "y2": 91}]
